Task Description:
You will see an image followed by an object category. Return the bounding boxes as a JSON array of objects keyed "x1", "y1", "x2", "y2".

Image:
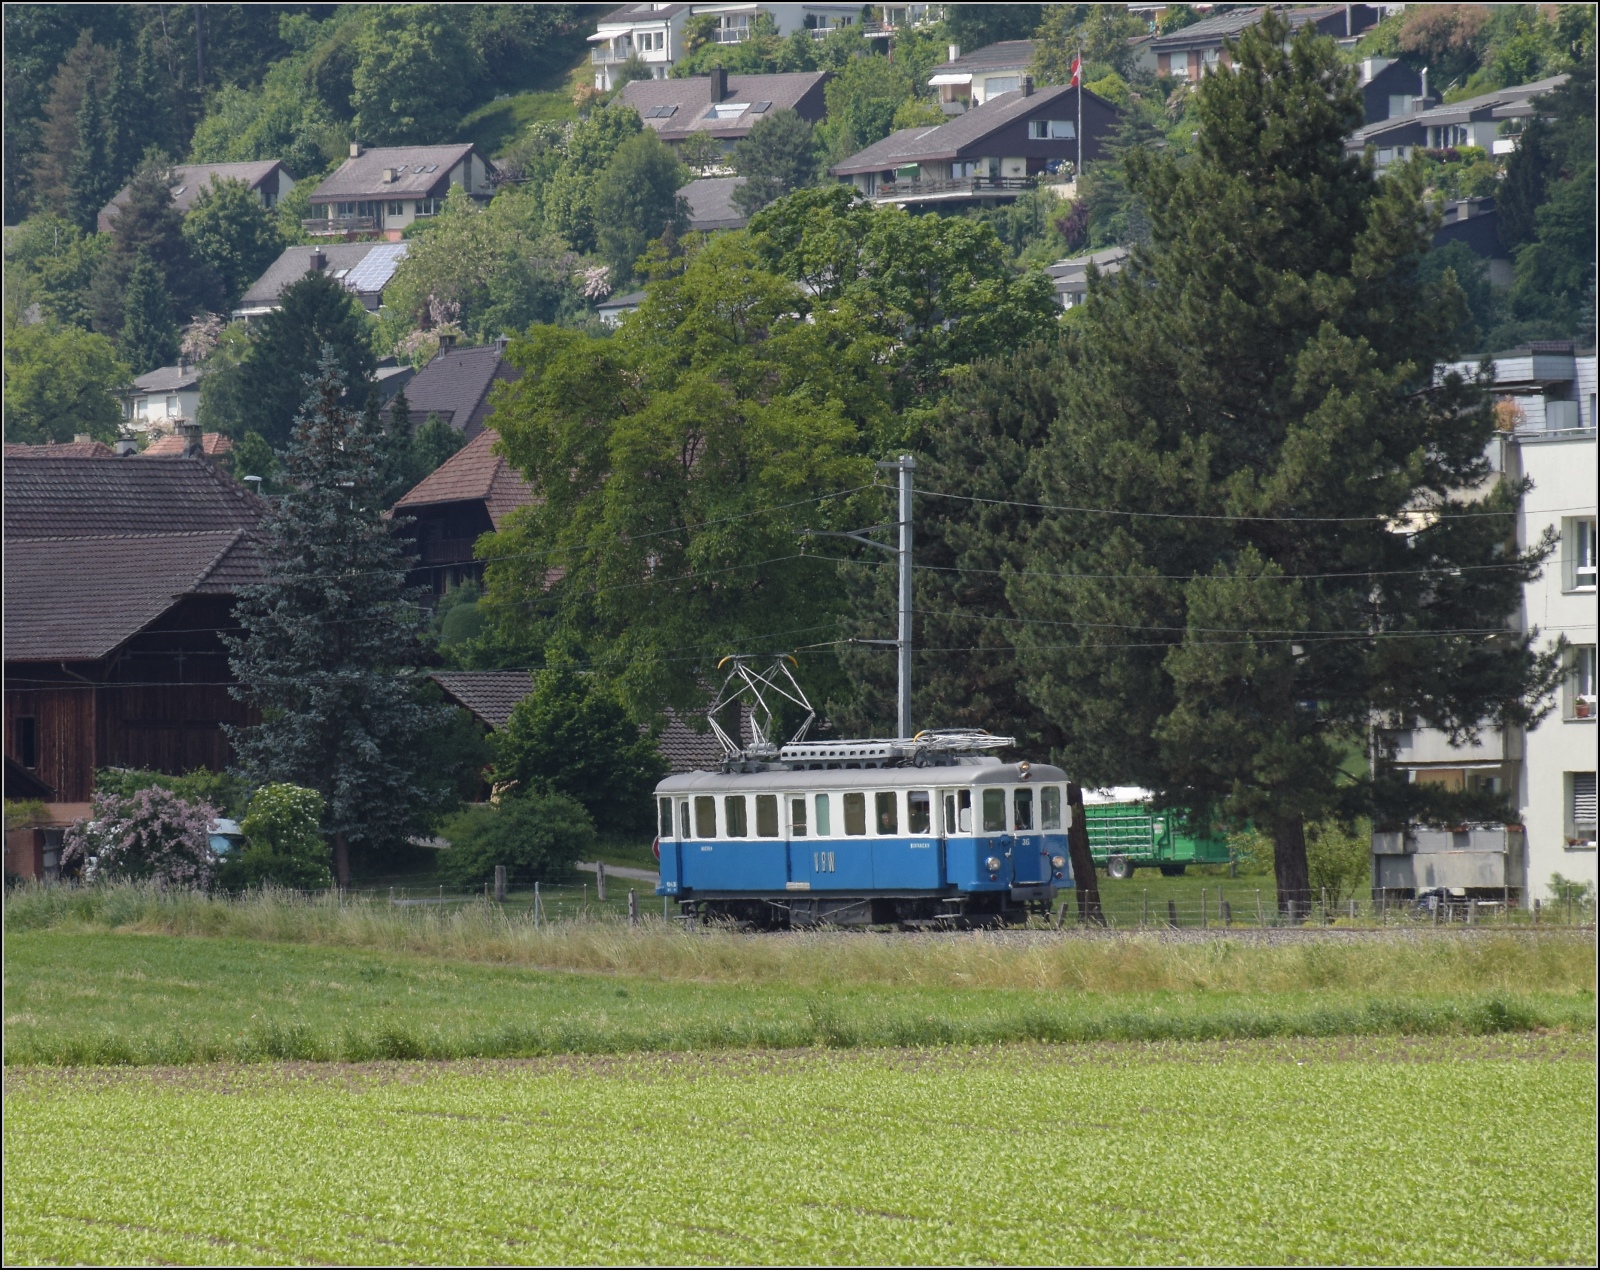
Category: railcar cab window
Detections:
[
  {"x1": 755, "y1": 794, "x2": 779, "y2": 837},
  {"x1": 908, "y1": 790, "x2": 931, "y2": 834},
  {"x1": 945, "y1": 790, "x2": 973, "y2": 834},
  {"x1": 843, "y1": 792, "x2": 867, "y2": 835},
  {"x1": 724, "y1": 795, "x2": 748, "y2": 837},
  {"x1": 982, "y1": 788, "x2": 1007, "y2": 833},
  {"x1": 815, "y1": 793, "x2": 832, "y2": 835},
  {"x1": 1014, "y1": 787, "x2": 1034, "y2": 831},
  {"x1": 678, "y1": 800, "x2": 690, "y2": 839},
  {"x1": 1041, "y1": 785, "x2": 1062, "y2": 830},
  {"x1": 791, "y1": 797, "x2": 808, "y2": 836},
  {"x1": 658, "y1": 798, "x2": 673, "y2": 838},
  {"x1": 876, "y1": 792, "x2": 898, "y2": 835},
  {"x1": 695, "y1": 795, "x2": 717, "y2": 838}
]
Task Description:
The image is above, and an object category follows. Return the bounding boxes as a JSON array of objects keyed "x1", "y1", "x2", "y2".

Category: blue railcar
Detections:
[{"x1": 655, "y1": 741, "x2": 1073, "y2": 928}]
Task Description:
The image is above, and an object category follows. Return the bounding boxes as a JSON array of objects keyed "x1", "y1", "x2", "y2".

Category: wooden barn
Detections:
[{"x1": 3, "y1": 455, "x2": 266, "y2": 854}]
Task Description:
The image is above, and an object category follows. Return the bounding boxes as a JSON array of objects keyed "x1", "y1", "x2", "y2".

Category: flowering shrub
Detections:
[
  {"x1": 218, "y1": 784, "x2": 332, "y2": 890},
  {"x1": 61, "y1": 787, "x2": 219, "y2": 889}
]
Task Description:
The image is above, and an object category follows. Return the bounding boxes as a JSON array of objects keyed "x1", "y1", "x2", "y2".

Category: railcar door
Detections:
[{"x1": 1010, "y1": 786, "x2": 1047, "y2": 885}]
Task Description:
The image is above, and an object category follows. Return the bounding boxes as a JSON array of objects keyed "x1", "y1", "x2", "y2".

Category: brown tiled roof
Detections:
[
  {"x1": 4, "y1": 440, "x2": 117, "y2": 458},
  {"x1": 4, "y1": 529, "x2": 262, "y2": 661},
  {"x1": 393, "y1": 430, "x2": 534, "y2": 529},
  {"x1": 400, "y1": 343, "x2": 521, "y2": 441},
  {"x1": 657, "y1": 712, "x2": 737, "y2": 774},
  {"x1": 4, "y1": 455, "x2": 264, "y2": 540},
  {"x1": 310, "y1": 144, "x2": 482, "y2": 202},
  {"x1": 140, "y1": 433, "x2": 235, "y2": 458},
  {"x1": 98, "y1": 160, "x2": 289, "y2": 233},
  {"x1": 430, "y1": 671, "x2": 533, "y2": 730}
]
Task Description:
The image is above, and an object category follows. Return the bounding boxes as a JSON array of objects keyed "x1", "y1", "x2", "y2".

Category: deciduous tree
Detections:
[
  {"x1": 182, "y1": 177, "x2": 285, "y2": 310},
  {"x1": 731, "y1": 109, "x2": 821, "y2": 217},
  {"x1": 2, "y1": 309, "x2": 130, "y2": 443}
]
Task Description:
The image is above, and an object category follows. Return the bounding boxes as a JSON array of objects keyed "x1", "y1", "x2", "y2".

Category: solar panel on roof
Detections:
[
  {"x1": 341, "y1": 243, "x2": 409, "y2": 295},
  {"x1": 751, "y1": 101, "x2": 772, "y2": 112}
]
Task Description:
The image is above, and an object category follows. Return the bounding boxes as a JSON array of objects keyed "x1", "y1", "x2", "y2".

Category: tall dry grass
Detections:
[{"x1": 7, "y1": 882, "x2": 1594, "y2": 996}]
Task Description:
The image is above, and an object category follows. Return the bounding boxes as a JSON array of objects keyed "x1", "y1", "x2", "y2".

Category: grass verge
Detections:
[{"x1": 4, "y1": 1036, "x2": 1594, "y2": 1264}]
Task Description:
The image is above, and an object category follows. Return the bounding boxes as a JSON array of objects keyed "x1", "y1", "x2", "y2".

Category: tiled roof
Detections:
[
  {"x1": 1148, "y1": 4, "x2": 1366, "y2": 51},
  {"x1": 430, "y1": 671, "x2": 533, "y2": 730},
  {"x1": 934, "y1": 40, "x2": 1035, "y2": 76},
  {"x1": 596, "y1": 3, "x2": 694, "y2": 27},
  {"x1": 619, "y1": 72, "x2": 830, "y2": 140},
  {"x1": 237, "y1": 242, "x2": 408, "y2": 311},
  {"x1": 4, "y1": 529, "x2": 262, "y2": 661},
  {"x1": 679, "y1": 176, "x2": 748, "y2": 231},
  {"x1": 831, "y1": 84, "x2": 1098, "y2": 174},
  {"x1": 4, "y1": 455, "x2": 264, "y2": 540},
  {"x1": 400, "y1": 343, "x2": 520, "y2": 441},
  {"x1": 4, "y1": 440, "x2": 116, "y2": 458},
  {"x1": 1353, "y1": 74, "x2": 1570, "y2": 143},
  {"x1": 393, "y1": 429, "x2": 534, "y2": 530},
  {"x1": 140, "y1": 432, "x2": 235, "y2": 458},
  {"x1": 129, "y1": 363, "x2": 204, "y2": 393},
  {"x1": 98, "y1": 161, "x2": 287, "y2": 233},
  {"x1": 657, "y1": 712, "x2": 739, "y2": 774},
  {"x1": 311, "y1": 144, "x2": 481, "y2": 201}
]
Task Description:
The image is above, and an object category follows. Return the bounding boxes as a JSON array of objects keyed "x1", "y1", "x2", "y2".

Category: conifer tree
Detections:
[
  {"x1": 226, "y1": 349, "x2": 450, "y2": 886},
  {"x1": 1009, "y1": 13, "x2": 1560, "y2": 918},
  {"x1": 119, "y1": 249, "x2": 178, "y2": 373},
  {"x1": 90, "y1": 159, "x2": 222, "y2": 337},
  {"x1": 64, "y1": 70, "x2": 114, "y2": 233}
]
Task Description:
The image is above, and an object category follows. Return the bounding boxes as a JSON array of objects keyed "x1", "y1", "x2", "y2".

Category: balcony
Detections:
[
  {"x1": 1372, "y1": 825, "x2": 1523, "y2": 892},
  {"x1": 304, "y1": 215, "x2": 377, "y2": 235},
  {"x1": 712, "y1": 27, "x2": 750, "y2": 44},
  {"x1": 418, "y1": 538, "x2": 478, "y2": 566},
  {"x1": 592, "y1": 46, "x2": 629, "y2": 64},
  {"x1": 869, "y1": 175, "x2": 1035, "y2": 203}
]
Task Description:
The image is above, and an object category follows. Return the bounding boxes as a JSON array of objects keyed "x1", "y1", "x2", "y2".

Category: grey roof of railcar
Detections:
[{"x1": 657, "y1": 763, "x2": 1066, "y2": 793}]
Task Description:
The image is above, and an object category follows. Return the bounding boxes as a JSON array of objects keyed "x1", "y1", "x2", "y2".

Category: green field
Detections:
[{"x1": 5, "y1": 1036, "x2": 1593, "y2": 1264}]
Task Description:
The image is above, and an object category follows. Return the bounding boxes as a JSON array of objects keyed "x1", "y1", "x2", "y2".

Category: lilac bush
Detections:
[{"x1": 61, "y1": 787, "x2": 219, "y2": 889}]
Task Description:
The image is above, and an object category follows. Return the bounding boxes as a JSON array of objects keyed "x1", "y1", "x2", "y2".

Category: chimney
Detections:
[
  {"x1": 350, "y1": 141, "x2": 364, "y2": 158},
  {"x1": 1022, "y1": 76, "x2": 1033, "y2": 97},
  {"x1": 709, "y1": 66, "x2": 727, "y2": 102},
  {"x1": 494, "y1": 334, "x2": 509, "y2": 354},
  {"x1": 1419, "y1": 66, "x2": 1428, "y2": 105},
  {"x1": 382, "y1": 167, "x2": 397, "y2": 184},
  {"x1": 74, "y1": 433, "x2": 92, "y2": 444},
  {"x1": 179, "y1": 421, "x2": 203, "y2": 459},
  {"x1": 948, "y1": 43, "x2": 960, "y2": 62},
  {"x1": 437, "y1": 332, "x2": 456, "y2": 355},
  {"x1": 308, "y1": 249, "x2": 326, "y2": 273},
  {"x1": 115, "y1": 437, "x2": 138, "y2": 457}
]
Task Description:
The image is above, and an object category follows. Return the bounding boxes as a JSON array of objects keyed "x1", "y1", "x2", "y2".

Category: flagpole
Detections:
[{"x1": 1076, "y1": 40, "x2": 1083, "y2": 185}]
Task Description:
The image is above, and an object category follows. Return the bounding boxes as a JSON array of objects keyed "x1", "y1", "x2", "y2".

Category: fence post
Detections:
[
  {"x1": 494, "y1": 864, "x2": 506, "y2": 904},
  {"x1": 535, "y1": 881, "x2": 541, "y2": 930},
  {"x1": 1320, "y1": 886, "x2": 1328, "y2": 925},
  {"x1": 1533, "y1": 897, "x2": 1540, "y2": 926},
  {"x1": 1166, "y1": 898, "x2": 1178, "y2": 929},
  {"x1": 1141, "y1": 888, "x2": 1149, "y2": 927},
  {"x1": 596, "y1": 862, "x2": 607, "y2": 903},
  {"x1": 1221, "y1": 899, "x2": 1232, "y2": 926},
  {"x1": 1468, "y1": 898, "x2": 1478, "y2": 925},
  {"x1": 1201, "y1": 887, "x2": 1207, "y2": 930},
  {"x1": 664, "y1": 895, "x2": 669, "y2": 923},
  {"x1": 628, "y1": 889, "x2": 638, "y2": 927},
  {"x1": 1256, "y1": 888, "x2": 1264, "y2": 928},
  {"x1": 389, "y1": 886, "x2": 394, "y2": 905}
]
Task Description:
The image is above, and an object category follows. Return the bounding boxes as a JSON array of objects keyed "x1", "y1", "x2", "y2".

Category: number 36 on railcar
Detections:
[{"x1": 655, "y1": 738, "x2": 1074, "y2": 929}]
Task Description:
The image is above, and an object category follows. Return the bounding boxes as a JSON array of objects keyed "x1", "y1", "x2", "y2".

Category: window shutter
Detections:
[{"x1": 1574, "y1": 773, "x2": 1598, "y2": 825}]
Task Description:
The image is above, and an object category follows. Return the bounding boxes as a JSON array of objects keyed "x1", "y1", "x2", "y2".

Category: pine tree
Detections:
[
  {"x1": 225, "y1": 349, "x2": 451, "y2": 886},
  {"x1": 1009, "y1": 12, "x2": 1560, "y2": 919},
  {"x1": 119, "y1": 249, "x2": 178, "y2": 373},
  {"x1": 64, "y1": 70, "x2": 113, "y2": 233}
]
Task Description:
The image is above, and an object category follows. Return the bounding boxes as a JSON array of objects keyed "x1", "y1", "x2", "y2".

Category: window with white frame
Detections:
[
  {"x1": 1569, "y1": 771, "x2": 1597, "y2": 844},
  {"x1": 1029, "y1": 119, "x2": 1076, "y2": 140},
  {"x1": 1567, "y1": 645, "x2": 1597, "y2": 720},
  {"x1": 1569, "y1": 517, "x2": 1597, "y2": 591}
]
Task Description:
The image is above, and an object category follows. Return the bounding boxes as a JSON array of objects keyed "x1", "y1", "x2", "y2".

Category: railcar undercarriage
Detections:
[{"x1": 678, "y1": 892, "x2": 1054, "y2": 930}]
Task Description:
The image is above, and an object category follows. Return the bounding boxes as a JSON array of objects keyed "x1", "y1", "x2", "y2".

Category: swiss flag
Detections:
[{"x1": 1069, "y1": 54, "x2": 1082, "y2": 88}]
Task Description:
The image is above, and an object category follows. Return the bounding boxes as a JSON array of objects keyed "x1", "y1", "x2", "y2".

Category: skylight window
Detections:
[
  {"x1": 707, "y1": 102, "x2": 749, "y2": 120},
  {"x1": 750, "y1": 101, "x2": 772, "y2": 113},
  {"x1": 646, "y1": 105, "x2": 679, "y2": 119}
]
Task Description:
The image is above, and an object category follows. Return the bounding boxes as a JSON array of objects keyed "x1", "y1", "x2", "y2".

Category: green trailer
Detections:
[{"x1": 1082, "y1": 787, "x2": 1231, "y2": 878}]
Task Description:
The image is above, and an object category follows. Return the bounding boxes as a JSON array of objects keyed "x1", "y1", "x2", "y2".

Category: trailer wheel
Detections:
[{"x1": 1106, "y1": 855, "x2": 1133, "y2": 880}]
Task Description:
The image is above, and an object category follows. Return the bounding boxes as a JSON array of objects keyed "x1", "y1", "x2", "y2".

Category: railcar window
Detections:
[
  {"x1": 724, "y1": 795, "x2": 748, "y2": 837},
  {"x1": 694, "y1": 796, "x2": 716, "y2": 838},
  {"x1": 843, "y1": 792, "x2": 867, "y2": 835},
  {"x1": 982, "y1": 788, "x2": 1006, "y2": 833},
  {"x1": 679, "y1": 801, "x2": 690, "y2": 838},
  {"x1": 791, "y1": 797, "x2": 808, "y2": 836},
  {"x1": 958, "y1": 790, "x2": 972, "y2": 832},
  {"x1": 815, "y1": 793, "x2": 831, "y2": 835},
  {"x1": 658, "y1": 799, "x2": 673, "y2": 838},
  {"x1": 1041, "y1": 786, "x2": 1062, "y2": 830},
  {"x1": 755, "y1": 794, "x2": 779, "y2": 837},
  {"x1": 908, "y1": 790, "x2": 931, "y2": 834},
  {"x1": 1014, "y1": 787, "x2": 1034, "y2": 831},
  {"x1": 875, "y1": 791, "x2": 898, "y2": 835}
]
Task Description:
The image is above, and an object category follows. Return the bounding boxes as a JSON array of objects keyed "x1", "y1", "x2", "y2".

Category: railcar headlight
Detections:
[
  {"x1": 985, "y1": 856, "x2": 1002, "y2": 872},
  {"x1": 1051, "y1": 854, "x2": 1066, "y2": 869}
]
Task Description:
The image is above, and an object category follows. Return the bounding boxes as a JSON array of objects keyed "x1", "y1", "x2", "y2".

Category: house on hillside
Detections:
[
  {"x1": 928, "y1": 40, "x2": 1035, "y2": 109},
  {"x1": 234, "y1": 242, "x2": 409, "y2": 320},
  {"x1": 618, "y1": 68, "x2": 830, "y2": 156},
  {"x1": 680, "y1": 175, "x2": 749, "y2": 231},
  {"x1": 138, "y1": 429, "x2": 234, "y2": 460},
  {"x1": 1046, "y1": 245, "x2": 1130, "y2": 309},
  {"x1": 1149, "y1": 4, "x2": 1379, "y2": 81},
  {"x1": 1350, "y1": 74, "x2": 1570, "y2": 171},
  {"x1": 391, "y1": 429, "x2": 535, "y2": 598},
  {"x1": 97, "y1": 160, "x2": 296, "y2": 233},
  {"x1": 589, "y1": 4, "x2": 862, "y2": 91},
  {"x1": 3, "y1": 456, "x2": 267, "y2": 856},
  {"x1": 830, "y1": 82, "x2": 1117, "y2": 206},
  {"x1": 1373, "y1": 343, "x2": 1597, "y2": 905},
  {"x1": 1353, "y1": 56, "x2": 1427, "y2": 127},
  {"x1": 119, "y1": 363, "x2": 204, "y2": 432},
  {"x1": 304, "y1": 142, "x2": 496, "y2": 240},
  {"x1": 4, "y1": 438, "x2": 122, "y2": 459},
  {"x1": 398, "y1": 338, "x2": 522, "y2": 443}
]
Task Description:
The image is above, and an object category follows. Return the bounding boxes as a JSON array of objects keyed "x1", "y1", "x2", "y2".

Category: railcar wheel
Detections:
[{"x1": 1106, "y1": 855, "x2": 1133, "y2": 880}]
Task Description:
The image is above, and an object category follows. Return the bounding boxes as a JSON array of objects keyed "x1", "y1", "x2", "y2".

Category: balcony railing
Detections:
[
  {"x1": 712, "y1": 27, "x2": 750, "y2": 43},
  {"x1": 418, "y1": 538, "x2": 478, "y2": 566},
  {"x1": 872, "y1": 175, "x2": 1035, "y2": 200},
  {"x1": 304, "y1": 215, "x2": 378, "y2": 235},
  {"x1": 591, "y1": 46, "x2": 629, "y2": 64}
]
